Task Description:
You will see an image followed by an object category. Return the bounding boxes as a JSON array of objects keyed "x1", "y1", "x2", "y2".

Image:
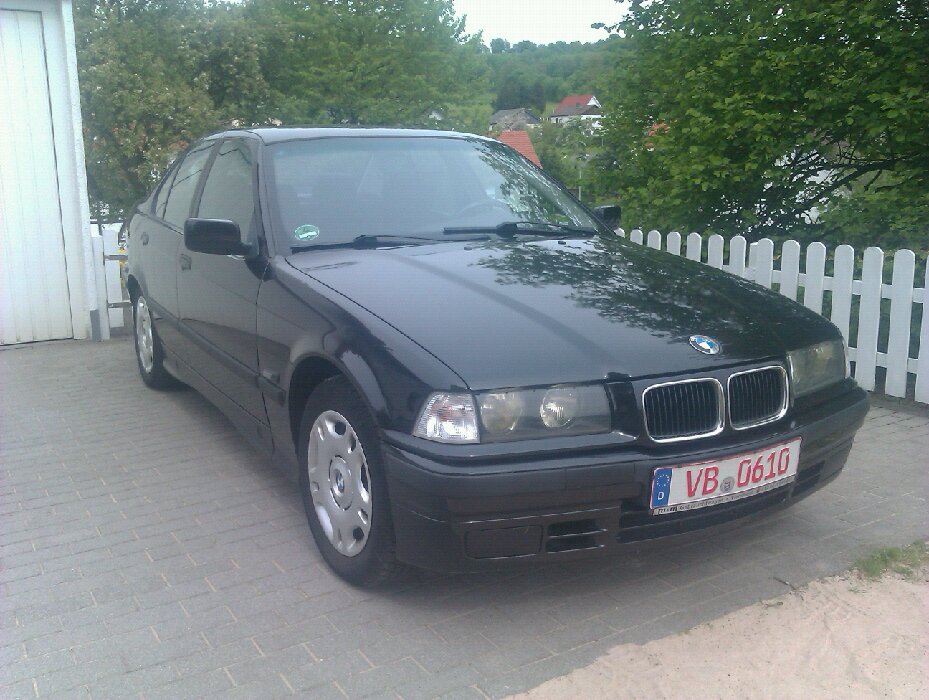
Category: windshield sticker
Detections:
[{"x1": 294, "y1": 224, "x2": 320, "y2": 241}]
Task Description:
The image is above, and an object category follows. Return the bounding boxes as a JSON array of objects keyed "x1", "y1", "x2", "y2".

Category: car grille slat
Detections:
[
  {"x1": 728, "y1": 367, "x2": 787, "y2": 429},
  {"x1": 643, "y1": 379, "x2": 721, "y2": 442}
]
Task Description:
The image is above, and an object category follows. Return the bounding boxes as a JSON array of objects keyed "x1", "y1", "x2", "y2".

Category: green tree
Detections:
[
  {"x1": 596, "y1": 0, "x2": 929, "y2": 243},
  {"x1": 486, "y1": 37, "x2": 621, "y2": 107},
  {"x1": 490, "y1": 37, "x2": 510, "y2": 54},
  {"x1": 533, "y1": 121, "x2": 614, "y2": 204},
  {"x1": 255, "y1": 0, "x2": 488, "y2": 126},
  {"x1": 533, "y1": 122, "x2": 576, "y2": 185},
  {"x1": 493, "y1": 74, "x2": 545, "y2": 113},
  {"x1": 184, "y1": 5, "x2": 273, "y2": 124},
  {"x1": 75, "y1": 0, "x2": 222, "y2": 219},
  {"x1": 816, "y1": 178, "x2": 929, "y2": 254}
]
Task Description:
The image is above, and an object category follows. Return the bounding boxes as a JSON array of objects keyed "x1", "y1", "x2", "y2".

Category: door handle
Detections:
[
  {"x1": 179, "y1": 254, "x2": 192, "y2": 271},
  {"x1": 141, "y1": 232, "x2": 149, "y2": 245}
]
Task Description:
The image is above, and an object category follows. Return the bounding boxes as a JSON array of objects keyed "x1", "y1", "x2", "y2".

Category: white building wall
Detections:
[{"x1": 0, "y1": 0, "x2": 97, "y2": 344}]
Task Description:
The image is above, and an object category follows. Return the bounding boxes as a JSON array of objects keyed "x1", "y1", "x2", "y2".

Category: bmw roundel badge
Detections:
[{"x1": 689, "y1": 335, "x2": 721, "y2": 355}]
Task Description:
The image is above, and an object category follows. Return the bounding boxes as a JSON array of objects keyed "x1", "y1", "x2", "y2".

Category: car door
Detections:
[
  {"x1": 177, "y1": 136, "x2": 268, "y2": 423},
  {"x1": 132, "y1": 140, "x2": 215, "y2": 353}
]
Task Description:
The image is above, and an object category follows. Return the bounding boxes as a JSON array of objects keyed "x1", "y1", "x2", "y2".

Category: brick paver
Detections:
[{"x1": 1, "y1": 338, "x2": 927, "y2": 699}]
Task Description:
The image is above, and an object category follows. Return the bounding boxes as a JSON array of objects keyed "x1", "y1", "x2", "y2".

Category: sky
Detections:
[{"x1": 453, "y1": 0, "x2": 628, "y2": 45}]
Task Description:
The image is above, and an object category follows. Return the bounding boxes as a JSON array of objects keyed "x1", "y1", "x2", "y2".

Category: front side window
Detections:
[
  {"x1": 266, "y1": 136, "x2": 601, "y2": 248},
  {"x1": 196, "y1": 139, "x2": 256, "y2": 242},
  {"x1": 162, "y1": 141, "x2": 214, "y2": 229}
]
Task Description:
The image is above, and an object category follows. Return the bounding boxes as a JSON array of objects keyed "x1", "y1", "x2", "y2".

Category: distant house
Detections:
[
  {"x1": 496, "y1": 130, "x2": 541, "y2": 168},
  {"x1": 550, "y1": 94, "x2": 602, "y2": 126},
  {"x1": 489, "y1": 108, "x2": 541, "y2": 132}
]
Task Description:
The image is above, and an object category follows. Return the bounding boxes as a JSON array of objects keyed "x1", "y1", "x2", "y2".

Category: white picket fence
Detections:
[{"x1": 616, "y1": 228, "x2": 929, "y2": 404}]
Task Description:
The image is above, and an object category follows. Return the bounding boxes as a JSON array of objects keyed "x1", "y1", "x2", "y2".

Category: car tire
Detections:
[
  {"x1": 133, "y1": 293, "x2": 177, "y2": 389},
  {"x1": 298, "y1": 377, "x2": 401, "y2": 587}
]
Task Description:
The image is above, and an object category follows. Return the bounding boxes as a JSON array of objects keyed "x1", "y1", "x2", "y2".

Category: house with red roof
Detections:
[
  {"x1": 550, "y1": 93, "x2": 602, "y2": 126},
  {"x1": 496, "y1": 130, "x2": 542, "y2": 168}
]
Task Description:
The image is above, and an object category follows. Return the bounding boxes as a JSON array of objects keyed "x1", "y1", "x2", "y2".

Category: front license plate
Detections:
[{"x1": 650, "y1": 438, "x2": 801, "y2": 514}]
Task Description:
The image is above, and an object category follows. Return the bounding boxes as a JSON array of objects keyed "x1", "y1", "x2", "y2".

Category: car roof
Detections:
[{"x1": 212, "y1": 126, "x2": 489, "y2": 145}]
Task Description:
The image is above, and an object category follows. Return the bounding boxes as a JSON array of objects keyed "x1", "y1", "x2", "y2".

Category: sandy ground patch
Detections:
[{"x1": 512, "y1": 571, "x2": 929, "y2": 700}]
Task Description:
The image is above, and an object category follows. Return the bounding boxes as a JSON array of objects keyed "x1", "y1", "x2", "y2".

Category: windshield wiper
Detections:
[
  {"x1": 443, "y1": 221, "x2": 597, "y2": 238},
  {"x1": 291, "y1": 234, "x2": 449, "y2": 252}
]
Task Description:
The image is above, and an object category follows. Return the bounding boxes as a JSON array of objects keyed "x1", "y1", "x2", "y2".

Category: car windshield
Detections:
[{"x1": 266, "y1": 135, "x2": 603, "y2": 249}]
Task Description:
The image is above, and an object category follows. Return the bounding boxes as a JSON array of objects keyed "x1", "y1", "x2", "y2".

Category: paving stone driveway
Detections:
[{"x1": 1, "y1": 338, "x2": 927, "y2": 699}]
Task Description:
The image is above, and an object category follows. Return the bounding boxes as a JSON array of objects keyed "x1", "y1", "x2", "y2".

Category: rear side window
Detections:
[
  {"x1": 196, "y1": 139, "x2": 256, "y2": 242},
  {"x1": 162, "y1": 141, "x2": 214, "y2": 229}
]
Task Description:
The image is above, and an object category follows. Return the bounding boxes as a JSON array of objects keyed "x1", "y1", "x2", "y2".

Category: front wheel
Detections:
[
  {"x1": 298, "y1": 377, "x2": 400, "y2": 586},
  {"x1": 133, "y1": 293, "x2": 177, "y2": 389}
]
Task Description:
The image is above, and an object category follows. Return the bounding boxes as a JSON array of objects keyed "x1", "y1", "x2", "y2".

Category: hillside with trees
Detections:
[{"x1": 487, "y1": 38, "x2": 619, "y2": 115}]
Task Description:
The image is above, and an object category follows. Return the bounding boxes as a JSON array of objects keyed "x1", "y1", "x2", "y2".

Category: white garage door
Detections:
[{"x1": 0, "y1": 8, "x2": 74, "y2": 344}]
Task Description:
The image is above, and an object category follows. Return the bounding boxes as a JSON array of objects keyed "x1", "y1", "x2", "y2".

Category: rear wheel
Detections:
[
  {"x1": 298, "y1": 377, "x2": 400, "y2": 586},
  {"x1": 133, "y1": 294, "x2": 177, "y2": 389}
]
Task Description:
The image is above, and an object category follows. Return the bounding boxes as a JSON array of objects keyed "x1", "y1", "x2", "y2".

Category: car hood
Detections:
[{"x1": 286, "y1": 237, "x2": 837, "y2": 390}]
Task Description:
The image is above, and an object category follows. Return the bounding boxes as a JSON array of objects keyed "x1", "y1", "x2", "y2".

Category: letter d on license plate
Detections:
[{"x1": 650, "y1": 438, "x2": 801, "y2": 514}]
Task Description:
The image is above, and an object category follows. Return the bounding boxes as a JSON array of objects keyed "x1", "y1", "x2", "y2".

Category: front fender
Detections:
[{"x1": 259, "y1": 259, "x2": 468, "y2": 457}]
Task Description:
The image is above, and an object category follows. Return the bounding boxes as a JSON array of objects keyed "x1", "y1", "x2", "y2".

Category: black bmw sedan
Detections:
[{"x1": 127, "y1": 127, "x2": 869, "y2": 585}]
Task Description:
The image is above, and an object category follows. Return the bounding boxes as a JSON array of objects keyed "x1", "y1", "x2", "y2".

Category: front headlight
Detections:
[
  {"x1": 788, "y1": 339, "x2": 848, "y2": 398},
  {"x1": 413, "y1": 385, "x2": 612, "y2": 444},
  {"x1": 477, "y1": 384, "x2": 611, "y2": 442},
  {"x1": 478, "y1": 391, "x2": 524, "y2": 433}
]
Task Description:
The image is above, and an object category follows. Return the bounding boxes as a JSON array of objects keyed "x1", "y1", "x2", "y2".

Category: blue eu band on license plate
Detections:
[{"x1": 651, "y1": 467, "x2": 673, "y2": 508}]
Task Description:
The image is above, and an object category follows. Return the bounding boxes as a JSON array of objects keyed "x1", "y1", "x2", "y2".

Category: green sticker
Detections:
[{"x1": 294, "y1": 224, "x2": 320, "y2": 241}]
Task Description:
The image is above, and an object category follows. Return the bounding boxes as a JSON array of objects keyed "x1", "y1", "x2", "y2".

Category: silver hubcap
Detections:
[
  {"x1": 135, "y1": 297, "x2": 154, "y2": 374},
  {"x1": 307, "y1": 410, "x2": 372, "y2": 557}
]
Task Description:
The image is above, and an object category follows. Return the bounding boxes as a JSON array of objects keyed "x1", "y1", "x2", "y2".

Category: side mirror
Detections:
[
  {"x1": 592, "y1": 204, "x2": 622, "y2": 231},
  {"x1": 184, "y1": 218, "x2": 254, "y2": 257}
]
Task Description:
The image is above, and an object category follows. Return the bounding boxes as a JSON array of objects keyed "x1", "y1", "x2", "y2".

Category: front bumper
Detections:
[{"x1": 382, "y1": 387, "x2": 869, "y2": 572}]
